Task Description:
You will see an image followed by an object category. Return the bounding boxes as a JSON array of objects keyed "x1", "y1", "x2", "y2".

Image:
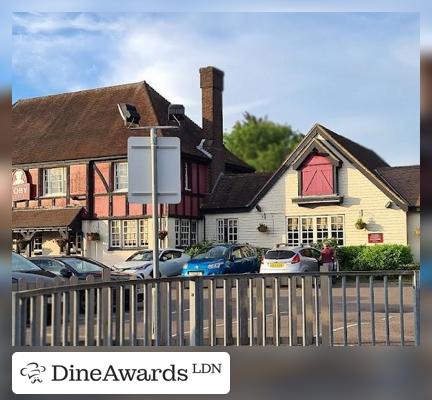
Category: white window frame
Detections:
[
  {"x1": 32, "y1": 233, "x2": 43, "y2": 255},
  {"x1": 43, "y1": 167, "x2": 66, "y2": 196},
  {"x1": 216, "y1": 218, "x2": 238, "y2": 243},
  {"x1": 287, "y1": 217, "x2": 300, "y2": 247},
  {"x1": 286, "y1": 215, "x2": 345, "y2": 246},
  {"x1": 110, "y1": 219, "x2": 150, "y2": 249},
  {"x1": 110, "y1": 220, "x2": 121, "y2": 248},
  {"x1": 174, "y1": 218, "x2": 199, "y2": 247},
  {"x1": 114, "y1": 162, "x2": 128, "y2": 192}
]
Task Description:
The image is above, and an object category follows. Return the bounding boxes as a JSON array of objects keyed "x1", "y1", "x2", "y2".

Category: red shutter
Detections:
[{"x1": 301, "y1": 155, "x2": 334, "y2": 196}]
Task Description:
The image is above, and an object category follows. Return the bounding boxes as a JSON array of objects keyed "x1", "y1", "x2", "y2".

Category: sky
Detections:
[{"x1": 12, "y1": 12, "x2": 420, "y2": 166}]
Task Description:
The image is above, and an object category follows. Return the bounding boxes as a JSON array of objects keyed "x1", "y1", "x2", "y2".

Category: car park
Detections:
[
  {"x1": 259, "y1": 245, "x2": 321, "y2": 274},
  {"x1": 113, "y1": 248, "x2": 191, "y2": 278},
  {"x1": 181, "y1": 244, "x2": 259, "y2": 277},
  {"x1": 30, "y1": 256, "x2": 131, "y2": 281}
]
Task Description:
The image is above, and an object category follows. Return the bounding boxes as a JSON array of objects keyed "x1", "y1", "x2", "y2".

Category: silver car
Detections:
[
  {"x1": 260, "y1": 246, "x2": 321, "y2": 274},
  {"x1": 114, "y1": 248, "x2": 191, "y2": 278}
]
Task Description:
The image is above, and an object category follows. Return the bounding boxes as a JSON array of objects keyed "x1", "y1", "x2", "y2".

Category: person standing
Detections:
[{"x1": 320, "y1": 241, "x2": 335, "y2": 272}]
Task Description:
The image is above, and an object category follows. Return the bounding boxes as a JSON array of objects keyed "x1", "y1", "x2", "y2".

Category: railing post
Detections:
[
  {"x1": 236, "y1": 278, "x2": 249, "y2": 346},
  {"x1": 159, "y1": 281, "x2": 168, "y2": 346},
  {"x1": 288, "y1": 276, "x2": 297, "y2": 346},
  {"x1": 223, "y1": 278, "x2": 233, "y2": 346},
  {"x1": 189, "y1": 277, "x2": 204, "y2": 346},
  {"x1": 301, "y1": 275, "x2": 313, "y2": 346},
  {"x1": 320, "y1": 268, "x2": 331, "y2": 346},
  {"x1": 51, "y1": 277, "x2": 63, "y2": 346},
  {"x1": 12, "y1": 291, "x2": 21, "y2": 346},
  {"x1": 413, "y1": 270, "x2": 420, "y2": 346},
  {"x1": 102, "y1": 268, "x2": 111, "y2": 346}
]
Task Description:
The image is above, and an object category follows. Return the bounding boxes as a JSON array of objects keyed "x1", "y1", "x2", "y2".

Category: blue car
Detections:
[{"x1": 181, "y1": 244, "x2": 260, "y2": 276}]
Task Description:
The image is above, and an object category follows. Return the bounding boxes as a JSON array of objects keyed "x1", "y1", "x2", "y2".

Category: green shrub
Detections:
[
  {"x1": 336, "y1": 244, "x2": 414, "y2": 271},
  {"x1": 185, "y1": 240, "x2": 214, "y2": 258}
]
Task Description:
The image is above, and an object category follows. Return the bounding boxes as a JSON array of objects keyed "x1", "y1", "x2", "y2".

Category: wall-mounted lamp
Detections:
[
  {"x1": 385, "y1": 201, "x2": 393, "y2": 208},
  {"x1": 255, "y1": 204, "x2": 262, "y2": 212},
  {"x1": 415, "y1": 227, "x2": 420, "y2": 237}
]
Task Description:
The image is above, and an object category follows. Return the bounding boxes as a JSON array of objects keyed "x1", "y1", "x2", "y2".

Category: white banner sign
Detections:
[{"x1": 12, "y1": 352, "x2": 230, "y2": 394}]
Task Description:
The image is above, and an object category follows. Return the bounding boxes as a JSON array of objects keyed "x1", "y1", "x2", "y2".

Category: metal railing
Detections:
[{"x1": 12, "y1": 270, "x2": 420, "y2": 347}]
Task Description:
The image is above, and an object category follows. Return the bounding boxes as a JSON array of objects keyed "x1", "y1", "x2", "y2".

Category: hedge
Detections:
[{"x1": 335, "y1": 244, "x2": 416, "y2": 271}]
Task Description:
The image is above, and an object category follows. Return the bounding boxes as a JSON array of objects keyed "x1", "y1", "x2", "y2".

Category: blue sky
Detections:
[{"x1": 12, "y1": 12, "x2": 419, "y2": 165}]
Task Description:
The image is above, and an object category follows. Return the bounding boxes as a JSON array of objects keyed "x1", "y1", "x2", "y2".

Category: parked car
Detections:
[
  {"x1": 30, "y1": 256, "x2": 132, "y2": 281},
  {"x1": 113, "y1": 248, "x2": 191, "y2": 278},
  {"x1": 181, "y1": 244, "x2": 260, "y2": 277},
  {"x1": 259, "y1": 246, "x2": 321, "y2": 274},
  {"x1": 12, "y1": 252, "x2": 56, "y2": 285}
]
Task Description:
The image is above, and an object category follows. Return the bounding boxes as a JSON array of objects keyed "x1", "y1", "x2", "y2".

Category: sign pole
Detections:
[{"x1": 150, "y1": 127, "x2": 161, "y2": 345}]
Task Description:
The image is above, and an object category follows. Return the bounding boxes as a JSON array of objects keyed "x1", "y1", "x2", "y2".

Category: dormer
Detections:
[{"x1": 291, "y1": 139, "x2": 343, "y2": 206}]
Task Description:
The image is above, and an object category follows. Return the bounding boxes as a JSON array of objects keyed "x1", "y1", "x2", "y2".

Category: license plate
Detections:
[
  {"x1": 189, "y1": 271, "x2": 203, "y2": 276},
  {"x1": 270, "y1": 262, "x2": 285, "y2": 268}
]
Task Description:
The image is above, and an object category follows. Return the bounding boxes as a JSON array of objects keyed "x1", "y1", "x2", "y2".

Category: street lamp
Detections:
[{"x1": 118, "y1": 102, "x2": 184, "y2": 345}]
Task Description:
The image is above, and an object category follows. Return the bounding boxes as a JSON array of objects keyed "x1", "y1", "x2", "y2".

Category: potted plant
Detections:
[
  {"x1": 86, "y1": 232, "x2": 100, "y2": 241},
  {"x1": 257, "y1": 223, "x2": 268, "y2": 233},
  {"x1": 158, "y1": 230, "x2": 168, "y2": 240},
  {"x1": 355, "y1": 218, "x2": 367, "y2": 230}
]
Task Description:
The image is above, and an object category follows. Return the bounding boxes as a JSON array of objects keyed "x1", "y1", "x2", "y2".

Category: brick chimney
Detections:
[
  {"x1": 199, "y1": 66, "x2": 226, "y2": 190},
  {"x1": 200, "y1": 66, "x2": 224, "y2": 145}
]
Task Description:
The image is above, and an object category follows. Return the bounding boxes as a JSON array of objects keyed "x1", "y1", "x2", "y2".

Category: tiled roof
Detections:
[
  {"x1": 376, "y1": 165, "x2": 420, "y2": 207},
  {"x1": 12, "y1": 81, "x2": 253, "y2": 172},
  {"x1": 202, "y1": 172, "x2": 272, "y2": 211},
  {"x1": 318, "y1": 124, "x2": 390, "y2": 171},
  {"x1": 12, "y1": 207, "x2": 83, "y2": 229}
]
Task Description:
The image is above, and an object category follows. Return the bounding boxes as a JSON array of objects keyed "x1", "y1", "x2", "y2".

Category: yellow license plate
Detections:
[{"x1": 270, "y1": 262, "x2": 285, "y2": 268}]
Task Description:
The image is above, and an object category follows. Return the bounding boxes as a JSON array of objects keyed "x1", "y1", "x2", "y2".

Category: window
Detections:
[
  {"x1": 110, "y1": 220, "x2": 121, "y2": 247},
  {"x1": 287, "y1": 217, "x2": 300, "y2": 247},
  {"x1": 114, "y1": 162, "x2": 128, "y2": 191},
  {"x1": 69, "y1": 233, "x2": 83, "y2": 255},
  {"x1": 316, "y1": 217, "x2": 329, "y2": 242},
  {"x1": 184, "y1": 162, "x2": 191, "y2": 191},
  {"x1": 301, "y1": 217, "x2": 314, "y2": 246},
  {"x1": 331, "y1": 215, "x2": 344, "y2": 246},
  {"x1": 216, "y1": 218, "x2": 238, "y2": 243},
  {"x1": 32, "y1": 234, "x2": 42, "y2": 255},
  {"x1": 286, "y1": 215, "x2": 345, "y2": 246},
  {"x1": 139, "y1": 219, "x2": 149, "y2": 247},
  {"x1": 43, "y1": 167, "x2": 66, "y2": 196},
  {"x1": 174, "y1": 219, "x2": 198, "y2": 247},
  {"x1": 123, "y1": 220, "x2": 137, "y2": 247},
  {"x1": 109, "y1": 219, "x2": 150, "y2": 249}
]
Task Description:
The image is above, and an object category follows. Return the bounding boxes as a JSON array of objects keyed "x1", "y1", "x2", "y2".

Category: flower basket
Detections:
[
  {"x1": 355, "y1": 218, "x2": 367, "y2": 230},
  {"x1": 158, "y1": 230, "x2": 168, "y2": 240},
  {"x1": 257, "y1": 223, "x2": 268, "y2": 233},
  {"x1": 86, "y1": 232, "x2": 100, "y2": 241}
]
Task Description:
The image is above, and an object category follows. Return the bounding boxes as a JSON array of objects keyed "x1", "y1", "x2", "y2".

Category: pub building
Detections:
[
  {"x1": 12, "y1": 66, "x2": 253, "y2": 266},
  {"x1": 202, "y1": 124, "x2": 420, "y2": 263}
]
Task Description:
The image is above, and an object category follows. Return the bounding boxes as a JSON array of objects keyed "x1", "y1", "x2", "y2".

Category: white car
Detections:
[
  {"x1": 260, "y1": 246, "x2": 322, "y2": 274},
  {"x1": 113, "y1": 248, "x2": 191, "y2": 278}
]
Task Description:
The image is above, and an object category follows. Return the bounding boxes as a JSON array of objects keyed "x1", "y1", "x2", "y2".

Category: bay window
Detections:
[{"x1": 286, "y1": 215, "x2": 344, "y2": 246}]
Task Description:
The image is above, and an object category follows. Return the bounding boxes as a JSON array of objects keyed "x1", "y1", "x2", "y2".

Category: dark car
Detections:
[
  {"x1": 12, "y1": 252, "x2": 56, "y2": 287},
  {"x1": 181, "y1": 244, "x2": 260, "y2": 277},
  {"x1": 30, "y1": 256, "x2": 131, "y2": 281}
]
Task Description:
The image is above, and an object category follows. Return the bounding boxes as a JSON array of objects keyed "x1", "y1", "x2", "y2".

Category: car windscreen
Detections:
[
  {"x1": 62, "y1": 258, "x2": 103, "y2": 273},
  {"x1": 194, "y1": 246, "x2": 229, "y2": 260},
  {"x1": 265, "y1": 250, "x2": 296, "y2": 260},
  {"x1": 12, "y1": 252, "x2": 42, "y2": 272},
  {"x1": 126, "y1": 252, "x2": 156, "y2": 262}
]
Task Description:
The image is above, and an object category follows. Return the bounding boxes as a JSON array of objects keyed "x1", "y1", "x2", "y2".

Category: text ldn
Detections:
[
  {"x1": 192, "y1": 363, "x2": 222, "y2": 374},
  {"x1": 52, "y1": 364, "x2": 188, "y2": 382}
]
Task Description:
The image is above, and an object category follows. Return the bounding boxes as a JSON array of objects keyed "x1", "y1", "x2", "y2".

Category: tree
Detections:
[{"x1": 224, "y1": 112, "x2": 304, "y2": 172}]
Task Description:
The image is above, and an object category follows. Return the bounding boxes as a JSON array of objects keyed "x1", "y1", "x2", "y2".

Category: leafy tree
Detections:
[{"x1": 224, "y1": 112, "x2": 304, "y2": 172}]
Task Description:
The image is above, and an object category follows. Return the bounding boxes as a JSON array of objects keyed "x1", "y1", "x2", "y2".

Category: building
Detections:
[
  {"x1": 12, "y1": 66, "x2": 253, "y2": 265},
  {"x1": 203, "y1": 124, "x2": 420, "y2": 262}
]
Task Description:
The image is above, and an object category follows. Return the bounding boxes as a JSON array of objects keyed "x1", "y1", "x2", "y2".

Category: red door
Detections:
[{"x1": 301, "y1": 155, "x2": 334, "y2": 196}]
